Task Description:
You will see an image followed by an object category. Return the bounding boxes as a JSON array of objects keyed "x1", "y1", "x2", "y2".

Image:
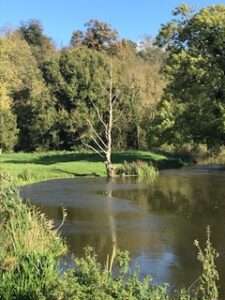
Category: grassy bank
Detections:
[{"x1": 0, "y1": 150, "x2": 183, "y2": 186}]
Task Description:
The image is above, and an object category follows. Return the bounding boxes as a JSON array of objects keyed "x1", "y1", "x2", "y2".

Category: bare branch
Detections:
[
  {"x1": 87, "y1": 119, "x2": 108, "y2": 148},
  {"x1": 82, "y1": 142, "x2": 105, "y2": 158},
  {"x1": 82, "y1": 60, "x2": 115, "y2": 177},
  {"x1": 112, "y1": 91, "x2": 121, "y2": 107},
  {"x1": 89, "y1": 98, "x2": 108, "y2": 135},
  {"x1": 90, "y1": 134, "x2": 107, "y2": 153}
]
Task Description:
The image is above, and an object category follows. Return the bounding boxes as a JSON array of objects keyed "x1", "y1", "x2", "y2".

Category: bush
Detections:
[
  {"x1": 194, "y1": 227, "x2": 219, "y2": 300},
  {"x1": 0, "y1": 185, "x2": 66, "y2": 299},
  {"x1": 58, "y1": 247, "x2": 169, "y2": 300},
  {"x1": 136, "y1": 161, "x2": 159, "y2": 182},
  {"x1": 116, "y1": 161, "x2": 159, "y2": 183}
]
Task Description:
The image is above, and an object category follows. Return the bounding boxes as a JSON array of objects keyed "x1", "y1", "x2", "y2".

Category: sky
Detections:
[{"x1": 1, "y1": 0, "x2": 225, "y2": 46}]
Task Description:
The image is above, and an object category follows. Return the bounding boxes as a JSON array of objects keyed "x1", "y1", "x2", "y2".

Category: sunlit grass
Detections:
[{"x1": 0, "y1": 150, "x2": 168, "y2": 185}]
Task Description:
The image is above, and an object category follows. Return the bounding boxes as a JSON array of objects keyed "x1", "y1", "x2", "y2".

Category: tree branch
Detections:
[
  {"x1": 89, "y1": 98, "x2": 108, "y2": 135},
  {"x1": 90, "y1": 134, "x2": 107, "y2": 153},
  {"x1": 87, "y1": 119, "x2": 108, "y2": 148},
  {"x1": 82, "y1": 142, "x2": 105, "y2": 158}
]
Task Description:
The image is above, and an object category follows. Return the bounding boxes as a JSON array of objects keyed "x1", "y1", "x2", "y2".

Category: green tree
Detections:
[
  {"x1": 19, "y1": 19, "x2": 55, "y2": 66},
  {"x1": 156, "y1": 4, "x2": 225, "y2": 149},
  {"x1": 0, "y1": 20, "x2": 166, "y2": 153},
  {"x1": 0, "y1": 32, "x2": 55, "y2": 151},
  {"x1": 0, "y1": 85, "x2": 18, "y2": 152},
  {"x1": 114, "y1": 40, "x2": 165, "y2": 149},
  {"x1": 70, "y1": 19, "x2": 119, "y2": 53},
  {"x1": 42, "y1": 47, "x2": 112, "y2": 149}
]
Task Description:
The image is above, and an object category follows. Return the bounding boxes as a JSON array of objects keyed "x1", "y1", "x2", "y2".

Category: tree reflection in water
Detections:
[{"x1": 21, "y1": 168, "x2": 225, "y2": 296}]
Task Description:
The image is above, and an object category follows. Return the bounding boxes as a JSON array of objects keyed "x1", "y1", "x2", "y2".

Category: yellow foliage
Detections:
[
  {"x1": 0, "y1": 32, "x2": 46, "y2": 101},
  {"x1": 0, "y1": 83, "x2": 12, "y2": 111},
  {"x1": 116, "y1": 43, "x2": 165, "y2": 109}
]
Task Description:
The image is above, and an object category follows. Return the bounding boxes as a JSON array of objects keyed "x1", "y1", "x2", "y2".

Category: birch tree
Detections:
[{"x1": 83, "y1": 62, "x2": 120, "y2": 178}]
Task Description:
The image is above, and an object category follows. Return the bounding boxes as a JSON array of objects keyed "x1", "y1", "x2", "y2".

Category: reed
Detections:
[{"x1": 116, "y1": 160, "x2": 159, "y2": 183}]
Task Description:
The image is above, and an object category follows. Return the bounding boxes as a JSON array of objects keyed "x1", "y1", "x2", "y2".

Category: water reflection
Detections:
[{"x1": 21, "y1": 168, "x2": 225, "y2": 294}]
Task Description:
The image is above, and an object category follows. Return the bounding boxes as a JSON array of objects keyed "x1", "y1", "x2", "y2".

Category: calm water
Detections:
[{"x1": 21, "y1": 167, "x2": 225, "y2": 294}]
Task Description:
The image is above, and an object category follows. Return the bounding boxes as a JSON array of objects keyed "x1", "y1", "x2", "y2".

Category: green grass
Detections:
[{"x1": 0, "y1": 150, "x2": 181, "y2": 186}]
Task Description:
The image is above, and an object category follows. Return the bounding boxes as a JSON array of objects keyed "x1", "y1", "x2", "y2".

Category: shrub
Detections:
[
  {"x1": 58, "y1": 247, "x2": 169, "y2": 300},
  {"x1": 0, "y1": 185, "x2": 66, "y2": 299},
  {"x1": 116, "y1": 160, "x2": 138, "y2": 176},
  {"x1": 136, "y1": 161, "x2": 159, "y2": 182},
  {"x1": 194, "y1": 227, "x2": 219, "y2": 300},
  {"x1": 116, "y1": 161, "x2": 159, "y2": 183}
]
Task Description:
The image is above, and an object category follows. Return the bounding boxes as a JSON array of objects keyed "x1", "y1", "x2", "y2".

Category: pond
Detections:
[{"x1": 21, "y1": 166, "x2": 225, "y2": 294}]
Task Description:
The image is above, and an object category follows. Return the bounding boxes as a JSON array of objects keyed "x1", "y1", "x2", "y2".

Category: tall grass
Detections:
[
  {"x1": 0, "y1": 182, "x2": 66, "y2": 299},
  {"x1": 116, "y1": 160, "x2": 159, "y2": 183}
]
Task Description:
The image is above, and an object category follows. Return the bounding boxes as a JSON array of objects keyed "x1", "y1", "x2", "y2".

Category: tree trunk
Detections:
[
  {"x1": 105, "y1": 162, "x2": 113, "y2": 178},
  {"x1": 105, "y1": 151, "x2": 113, "y2": 178},
  {"x1": 105, "y1": 61, "x2": 113, "y2": 178},
  {"x1": 84, "y1": 61, "x2": 115, "y2": 178}
]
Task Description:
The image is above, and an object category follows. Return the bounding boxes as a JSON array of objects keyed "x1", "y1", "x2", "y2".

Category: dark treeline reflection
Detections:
[
  {"x1": 21, "y1": 169, "x2": 225, "y2": 295},
  {"x1": 113, "y1": 169, "x2": 225, "y2": 217}
]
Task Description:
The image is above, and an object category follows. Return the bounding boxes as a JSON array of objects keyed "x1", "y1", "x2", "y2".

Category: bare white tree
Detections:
[{"x1": 83, "y1": 62, "x2": 120, "y2": 178}]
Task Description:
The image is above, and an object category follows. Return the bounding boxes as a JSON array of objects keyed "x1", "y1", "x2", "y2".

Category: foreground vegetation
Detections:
[
  {"x1": 0, "y1": 150, "x2": 182, "y2": 185},
  {"x1": 0, "y1": 180, "x2": 220, "y2": 300}
]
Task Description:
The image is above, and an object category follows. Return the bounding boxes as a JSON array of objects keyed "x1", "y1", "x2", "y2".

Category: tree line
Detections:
[
  {"x1": 0, "y1": 4, "x2": 225, "y2": 153},
  {"x1": 0, "y1": 19, "x2": 165, "y2": 152}
]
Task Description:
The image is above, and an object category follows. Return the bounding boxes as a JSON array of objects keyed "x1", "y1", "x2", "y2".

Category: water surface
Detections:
[{"x1": 21, "y1": 167, "x2": 225, "y2": 294}]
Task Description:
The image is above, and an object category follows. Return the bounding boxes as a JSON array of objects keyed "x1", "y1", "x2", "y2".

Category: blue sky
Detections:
[{"x1": 1, "y1": 0, "x2": 224, "y2": 46}]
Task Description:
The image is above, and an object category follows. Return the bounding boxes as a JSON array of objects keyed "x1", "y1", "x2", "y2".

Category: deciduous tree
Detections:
[
  {"x1": 71, "y1": 19, "x2": 119, "y2": 53},
  {"x1": 156, "y1": 4, "x2": 225, "y2": 149},
  {"x1": 0, "y1": 84, "x2": 18, "y2": 152}
]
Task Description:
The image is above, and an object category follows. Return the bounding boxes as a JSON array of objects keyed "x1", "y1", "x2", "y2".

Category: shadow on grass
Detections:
[
  {"x1": 54, "y1": 169, "x2": 101, "y2": 177},
  {"x1": 4, "y1": 151, "x2": 185, "y2": 170},
  {"x1": 5, "y1": 153, "x2": 102, "y2": 165},
  {"x1": 152, "y1": 148, "x2": 194, "y2": 163}
]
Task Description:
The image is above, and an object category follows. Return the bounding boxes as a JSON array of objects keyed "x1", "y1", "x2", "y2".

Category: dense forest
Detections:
[{"x1": 0, "y1": 4, "x2": 225, "y2": 153}]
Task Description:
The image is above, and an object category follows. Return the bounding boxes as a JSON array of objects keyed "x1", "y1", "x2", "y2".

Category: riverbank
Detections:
[{"x1": 0, "y1": 150, "x2": 184, "y2": 186}]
